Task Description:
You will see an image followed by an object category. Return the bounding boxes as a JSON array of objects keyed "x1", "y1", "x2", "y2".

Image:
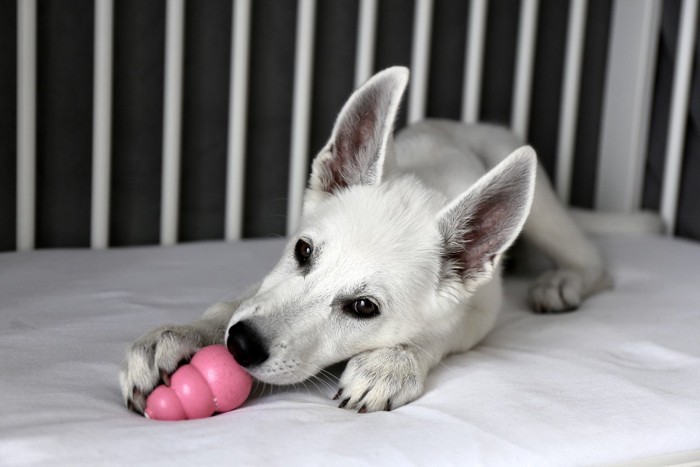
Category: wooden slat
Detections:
[
  {"x1": 511, "y1": 0, "x2": 539, "y2": 139},
  {"x1": 555, "y1": 0, "x2": 588, "y2": 203},
  {"x1": 160, "y1": 0, "x2": 186, "y2": 245},
  {"x1": 660, "y1": 0, "x2": 698, "y2": 233},
  {"x1": 595, "y1": 0, "x2": 661, "y2": 212},
  {"x1": 461, "y1": 0, "x2": 488, "y2": 123},
  {"x1": 354, "y1": 0, "x2": 378, "y2": 88},
  {"x1": 225, "y1": 0, "x2": 252, "y2": 241},
  {"x1": 16, "y1": 0, "x2": 37, "y2": 251},
  {"x1": 407, "y1": 0, "x2": 434, "y2": 123},
  {"x1": 286, "y1": 0, "x2": 317, "y2": 235},
  {"x1": 91, "y1": 0, "x2": 114, "y2": 249}
]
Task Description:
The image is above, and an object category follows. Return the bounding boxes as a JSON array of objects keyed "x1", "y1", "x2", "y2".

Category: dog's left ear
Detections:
[
  {"x1": 308, "y1": 67, "x2": 409, "y2": 195},
  {"x1": 437, "y1": 146, "x2": 537, "y2": 283}
]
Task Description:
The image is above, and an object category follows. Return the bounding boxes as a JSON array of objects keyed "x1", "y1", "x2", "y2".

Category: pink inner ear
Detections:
[
  {"x1": 324, "y1": 107, "x2": 379, "y2": 193},
  {"x1": 319, "y1": 89, "x2": 387, "y2": 194},
  {"x1": 340, "y1": 109, "x2": 377, "y2": 159},
  {"x1": 458, "y1": 193, "x2": 510, "y2": 275},
  {"x1": 444, "y1": 182, "x2": 529, "y2": 281},
  {"x1": 322, "y1": 150, "x2": 349, "y2": 193}
]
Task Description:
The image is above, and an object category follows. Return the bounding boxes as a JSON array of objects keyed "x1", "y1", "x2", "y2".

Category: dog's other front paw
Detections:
[
  {"x1": 335, "y1": 345, "x2": 426, "y2": 413},
  {"x1": 119, "y1": 325, "x2": 203, "y2": 414},
  {"x1": 529, "y1": 269, "x2": 584, "y2": 313}
]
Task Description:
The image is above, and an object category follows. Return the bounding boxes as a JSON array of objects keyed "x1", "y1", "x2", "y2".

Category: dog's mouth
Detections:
[
  {"x1": 245, "y1": 360, "x2": 313, "y2": 386},
  {"x1": 226, "y1": 319, "x2": 337, "y2": 386}
]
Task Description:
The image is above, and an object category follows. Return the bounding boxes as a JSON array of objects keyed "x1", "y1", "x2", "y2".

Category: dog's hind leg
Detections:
[
  {"x1": 441, "y1": 122, "x2": 611, "y2": 312},
  {"x1": 522, "y1": 168, "x2": 612, "y2": 313}
]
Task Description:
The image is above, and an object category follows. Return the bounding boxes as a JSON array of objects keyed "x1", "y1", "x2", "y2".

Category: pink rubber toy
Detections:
[{"x1": 144, "y1": 345, "x2": 253, "y2": 421}]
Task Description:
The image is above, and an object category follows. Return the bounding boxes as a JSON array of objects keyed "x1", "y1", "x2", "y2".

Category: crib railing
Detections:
[{"x1": 8, "y1": 0, "x2": 699, "y2": 251}]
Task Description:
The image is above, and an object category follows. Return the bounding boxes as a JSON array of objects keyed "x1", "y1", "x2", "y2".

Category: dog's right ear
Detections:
[
  {"x1": 437, "y1": 146, "x2": 537, "y2": 285},
  {"x1": 307, "y1": 67, "x2": 409, "y2": 196}
]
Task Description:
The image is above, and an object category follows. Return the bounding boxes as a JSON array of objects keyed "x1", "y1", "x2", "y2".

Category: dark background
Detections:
[{"x1": 0, "y1": 0, "x2": 697, "y2": 251}]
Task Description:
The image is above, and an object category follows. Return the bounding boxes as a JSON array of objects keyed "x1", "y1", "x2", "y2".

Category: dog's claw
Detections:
[
  {"x1": 337, "y1": 347, "x2": 425, "y2": 412},
  {"x1": 128, "y1": 388, "x2": 145, "y2": 414},
  {"x1": 339, "y1": 397, "x2": 350, "y2": 409},
  {"x1": 160, "y1": 368, "x2": 171, "y2": 387},
  {"x1": 120, "y1": 324, "x2": 203, "y2": 416},
  {"x1": 332, "y1": 388, "x2": 343, "y2": 400},
  {"x1": 358, "y1": 405, "x2": 367, "y2": 413}
]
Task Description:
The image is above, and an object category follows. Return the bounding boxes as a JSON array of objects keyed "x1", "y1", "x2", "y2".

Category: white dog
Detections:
[{"x1": 120, "y1": 67, "x2": 611, "y2": 413}]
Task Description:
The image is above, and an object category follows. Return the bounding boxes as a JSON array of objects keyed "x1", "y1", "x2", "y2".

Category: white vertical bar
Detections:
[
  {"x1": 660, "y1": 0, "x2": 698, "y2": 234},
  {"x1": 91, "y1": 0, "x2": 114, "y2": 249},
  {"x1": 408, "y1": 0, "x2": 434, "y2": 124},
  {"x1": 17, "y1": 0, "x2": 37, "y2": 251},
  {"x1": 511, "y1": 0, "x2": 539, "y2": 139},
  {"x1": 595, "y1": 0, "x2": 661, "y2": 212},
  {"x1": 160, "y1": 0, "x2": 185, "y2": 245},
  {"x1": 354, "y1": 0, "x2": 378, "y2": 88},
  {"x1": 225, "y1": 0, "x2": 252, "y2": 241},
  {"x1": 286, "y1": 0, "x2": 316, "y2": 235},
  {"x1": 462, "y1": 0, "x2": 488, "y2": 123},
  {"x1": 555, "y1": 0, "x2": 588, "y2": 203}
]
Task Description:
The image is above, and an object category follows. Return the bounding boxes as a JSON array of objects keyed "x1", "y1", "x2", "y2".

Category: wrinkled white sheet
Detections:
[{"x1": 1, "y1": 236, "x2": 699, "y2": 466}]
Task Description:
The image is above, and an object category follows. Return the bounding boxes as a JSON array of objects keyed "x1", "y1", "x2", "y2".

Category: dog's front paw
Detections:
[
  {"x1": 119, "y1": 325, "x2": 203, "y2": 414},
  {"x1": 529, "y1": 269, "x2": 584, "y2": 313},
  {"x1": 335, "y1": 346, "x2": 426, "y2": 413}
]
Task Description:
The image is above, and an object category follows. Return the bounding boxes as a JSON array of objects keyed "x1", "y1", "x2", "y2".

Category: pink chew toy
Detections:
[{"x1": 144, "y1": 344, "x2": 253, "y2": 421}]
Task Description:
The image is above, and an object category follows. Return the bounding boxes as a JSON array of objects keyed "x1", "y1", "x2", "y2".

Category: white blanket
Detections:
[{"x1": 1, "y1": 236, "x2": 699, "y2": 466}]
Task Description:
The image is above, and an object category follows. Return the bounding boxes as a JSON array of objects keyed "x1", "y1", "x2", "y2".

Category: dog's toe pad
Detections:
[{"x1": 529, "y1": 270, "x2": 583, "y2": 313}]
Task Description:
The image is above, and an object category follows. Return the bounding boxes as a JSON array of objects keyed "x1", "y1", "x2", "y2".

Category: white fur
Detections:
[{"x1": 120, "y1": 67, "x2": 610, "y2": 414}]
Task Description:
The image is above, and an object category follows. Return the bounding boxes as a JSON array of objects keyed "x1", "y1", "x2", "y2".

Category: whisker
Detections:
[
  {"x1": 298, "y1": 362, "x2": 341, "y2": 384},
  {"x1": 298, "y1": 363, "x2": 340, "y2": 395},
  {"x1": 317, "y1": 367, "x2": 341, "y2": 383},
  {"x1": 311, "y1": 374, "x2": 334, "y2": 393},
  {"x1": 305, "y1": 376, "x2": 323, "y2": 394},
  {"x1": 289, "y1": 363, "x2": 339, "y2": 397},
  {"x1": 300, "y1": 379, "x2": 311, "y2": 397},
  {"x1": 319, "y1": 372, "x2": 342, "y2": 392},
  {"x1": 295, "y1": 365, "x2": 331, "y2": 394}
]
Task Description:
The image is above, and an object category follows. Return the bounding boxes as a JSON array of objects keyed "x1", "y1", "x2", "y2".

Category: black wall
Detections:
[{"x1": 0, "y1": 0, "x2": 698, "y2": 250}]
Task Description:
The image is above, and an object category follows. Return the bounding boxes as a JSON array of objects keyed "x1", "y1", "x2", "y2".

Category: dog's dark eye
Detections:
[
  {"x1": 294, "y1": 239, "x2": 313, "y2": 266},
  {"x1": 348, "y1": 298, "x2": 379, "y2": 318}
]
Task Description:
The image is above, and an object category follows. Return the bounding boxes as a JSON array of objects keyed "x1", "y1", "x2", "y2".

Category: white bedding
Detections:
[{"x1": 1, "y1": 236, "x2": 699, "y2": 466}]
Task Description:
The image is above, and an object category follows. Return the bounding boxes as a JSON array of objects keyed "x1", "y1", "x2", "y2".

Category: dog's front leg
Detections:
[
  {"x1": 119, "y1": 283, "x2": 260, "y2": 414},
  {"x1": 335, "y1": 344, "x2": 436, "y2": 413}
]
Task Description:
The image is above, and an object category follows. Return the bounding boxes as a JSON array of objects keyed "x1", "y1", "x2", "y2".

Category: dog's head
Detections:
[{"x1": 226, "y1": 67, "x2": 535, "y2": 384}]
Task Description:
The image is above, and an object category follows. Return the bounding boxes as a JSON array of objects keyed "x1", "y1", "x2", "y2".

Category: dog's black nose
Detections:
[{"x1": 227, "y1": 321, "x2": 269, "y2": 367}]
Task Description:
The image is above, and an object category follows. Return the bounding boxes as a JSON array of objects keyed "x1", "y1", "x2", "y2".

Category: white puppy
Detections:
[{"x1": 120, "y1": 67, "x2": 610, "y2": 413}]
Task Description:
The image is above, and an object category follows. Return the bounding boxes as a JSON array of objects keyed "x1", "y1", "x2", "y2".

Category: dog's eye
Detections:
[
  {"x1": 294, "y1": 239, "x2": 313, "y2": 266},
  {"x1": 348, "y1": 298, "x2": 379, "y2": 318}
]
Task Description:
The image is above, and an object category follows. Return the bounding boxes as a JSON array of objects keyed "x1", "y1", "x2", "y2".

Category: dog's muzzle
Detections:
[{"x1": 227, "y1": 321, "x2": 269, "y2": 368}]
